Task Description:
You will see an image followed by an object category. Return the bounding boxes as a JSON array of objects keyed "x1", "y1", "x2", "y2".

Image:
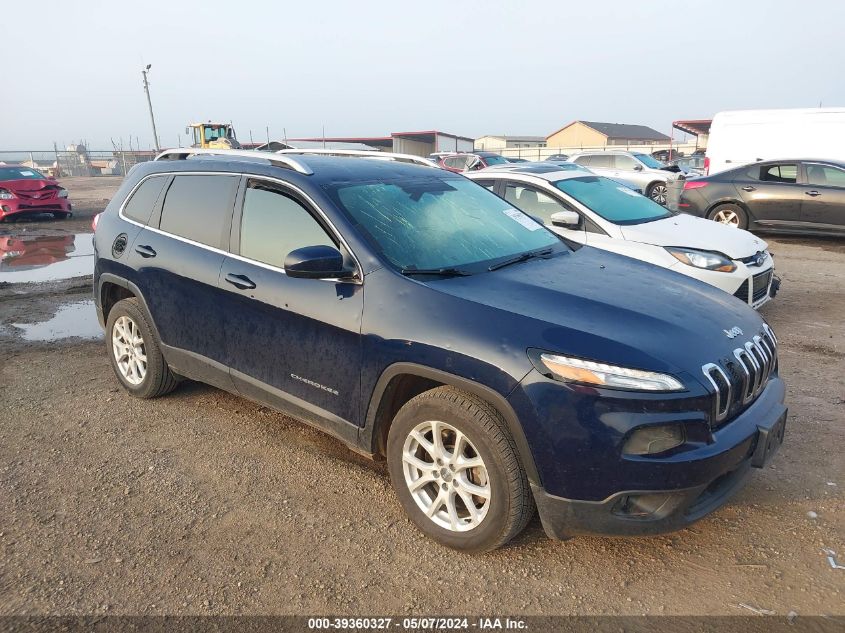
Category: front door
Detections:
[
  {"x1": 219, "y1": 177, "x2": 364, "y2": 430},
  {"x1": 801, "y1": 162, "x2": 845, "y2": 228}
]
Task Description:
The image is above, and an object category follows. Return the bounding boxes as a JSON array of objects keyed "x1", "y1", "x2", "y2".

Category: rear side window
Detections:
[
  {"x1": 123, "y1": 176, "x2": 168, "y2": 225},
  {"x1": 239, "y1": 180, "x2": 335, "y2": 267},
  {"x1": 572, "y1": 155, "x2": 593, "y2": 166},
  {"x1": 760, "y1": 164, "x2": 797, "y2": 184},
  {"x1": 159, "y1": 175, "x2": 238, "y2": 247},
  {"x1": 589, "y1": 154, "x2": 613, "y2": 168}
]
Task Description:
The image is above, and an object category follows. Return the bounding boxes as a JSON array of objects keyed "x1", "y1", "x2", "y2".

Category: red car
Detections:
[{"x1": 0, "y1": 165, "x2": 72, "y2": 221}]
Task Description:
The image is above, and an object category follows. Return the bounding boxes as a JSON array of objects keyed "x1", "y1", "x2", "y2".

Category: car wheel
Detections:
[
  {"x1": 106, "y1": 298, "x2": 179, "y2": 399},
  {"x1": 52, "y1": 212, "x2": 73, "y2": 220},
  {"x1": 707, "y1": 203, "x2": 748, "y2": 229},
  {"x1": 386, "y1": 386, "x2": 534, "y2": 552},
  {"x1": 648, "y1": 182, "x2": 668, "y2": 205}
]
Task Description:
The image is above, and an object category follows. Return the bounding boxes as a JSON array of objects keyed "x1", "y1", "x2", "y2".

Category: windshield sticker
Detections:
[
  {"x1": 18, "y1": 170, "x2": 36, "y2": 177},
  {"x1": 616, "y1": 186, "x2": 641, "y2": 197},
  {"x1": 502, "y1": 208, "x2": 542, "y2": 231}
]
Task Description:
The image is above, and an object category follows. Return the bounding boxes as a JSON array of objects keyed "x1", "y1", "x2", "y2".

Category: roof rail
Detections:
[
  {"x1": 276, "y1": 148, "x2": 438, "y2": 168},
  {"x1": 154, "y1": 148, "x2": 313, "y2": 175}
]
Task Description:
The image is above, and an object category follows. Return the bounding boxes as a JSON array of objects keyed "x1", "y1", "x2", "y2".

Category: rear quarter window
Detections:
[
  {"x1": 159, "y1": 175, "x2": 239, "y2": 248},
  {"x1": 122, "y1": 176, "x2": 168, "y2": 225}
]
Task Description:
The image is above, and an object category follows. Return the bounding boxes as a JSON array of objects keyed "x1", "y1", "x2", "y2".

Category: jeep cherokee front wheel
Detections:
[{"x1": 386, "y1": 386, "x2": 534, "y2": 552}]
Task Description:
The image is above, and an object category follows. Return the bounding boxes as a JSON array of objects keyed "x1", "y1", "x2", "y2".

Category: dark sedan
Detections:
[{"x1": 676, "y1": 159, "x2": 845, "y2": 235}]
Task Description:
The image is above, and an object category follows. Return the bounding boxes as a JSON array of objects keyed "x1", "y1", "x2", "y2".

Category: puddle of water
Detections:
[
  {"x1": 0, "y1": 233, "x2": 94, "y2": 284},
  {"x1": 12, "y1": 300, "x2": 103, "y2": 341}
]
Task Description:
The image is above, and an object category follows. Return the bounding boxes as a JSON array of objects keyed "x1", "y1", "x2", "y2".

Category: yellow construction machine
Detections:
[{"x1": 186, "y1": 122, "x2": 241, "y2": 149}]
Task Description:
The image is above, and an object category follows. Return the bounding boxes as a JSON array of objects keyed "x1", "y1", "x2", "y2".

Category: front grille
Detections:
[
  {"x1": 752, "y1": 270, "x2": 772, "y2": 302},
  {"x1": 733, "y1": 280, "x2": 749, "y2": 303},
  {"x1": 16, "y1": 189, "x2": 57, "y2": 200},
  {"x1": 17, "y1": 203, "x2": 64, "y2": 211},
  {"x1": 702, "y1": 324, "x2": 778, "y2": 427}
]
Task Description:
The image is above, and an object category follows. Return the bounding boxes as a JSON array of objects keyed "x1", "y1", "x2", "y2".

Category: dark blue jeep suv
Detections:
[{"x1": 93, "y1": 150, "x2": 787, "y2": 552}]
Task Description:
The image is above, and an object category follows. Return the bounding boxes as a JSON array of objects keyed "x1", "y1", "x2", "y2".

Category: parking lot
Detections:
[{"x1": 0, "y1": 179, "x2": 842, "y2": 617}]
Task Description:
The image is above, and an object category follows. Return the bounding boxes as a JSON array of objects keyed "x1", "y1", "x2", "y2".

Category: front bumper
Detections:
[
  {"x1": 531, "y1": 378, "x2": 787, "y2": 539},
  {"x1": 0, "y1": 198, "x2": 71, "y2": 219}
]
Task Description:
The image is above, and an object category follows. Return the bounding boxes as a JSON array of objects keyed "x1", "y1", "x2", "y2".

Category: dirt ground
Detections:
[{"x1": 0, "y1": 178, "x2": 842, "y2": 618}]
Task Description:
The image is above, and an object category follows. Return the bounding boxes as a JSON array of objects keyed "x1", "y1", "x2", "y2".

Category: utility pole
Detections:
[{"x1": 141, "y1": 64, "x2": 161, "y2": 152}]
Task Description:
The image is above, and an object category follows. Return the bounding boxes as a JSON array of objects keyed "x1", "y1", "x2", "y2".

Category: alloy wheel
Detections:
[
  {"x1": 402, "y1": 420, "x2": 491, "y2": 532},
  {"x1": 112, "y1": 315, "x2": 147, "y2": 385},
  {"x1": 650, "y1": 184, "x2": 668, "y2": 205},
  {"x1": 713, "y1": 208, "x2": 740, "y2": 227}
]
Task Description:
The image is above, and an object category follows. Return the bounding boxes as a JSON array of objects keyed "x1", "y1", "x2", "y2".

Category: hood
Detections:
[
  {"x1": 0, "y1": 179, "x2": 59, "y2": 193},
  {"x1": 619, "y1": 213, "x2": 768, "y2": 259},
  {"x1": 426, "y1": 246, "x2": 766, "y2": 381}
]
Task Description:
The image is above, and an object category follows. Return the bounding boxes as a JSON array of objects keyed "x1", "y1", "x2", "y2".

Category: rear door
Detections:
[
  {"x1": 129, "y1": 173, "x2": 238, "y2": 389},
  {"x1": 734, "y1": 162, "x2": 804, "y2": 225},
  {"x1": 800, "y1": 162, "x2": 845, "y2": 228},
  {"x1": 218, "y1": 177, "x2": 364, "y2": 429}
]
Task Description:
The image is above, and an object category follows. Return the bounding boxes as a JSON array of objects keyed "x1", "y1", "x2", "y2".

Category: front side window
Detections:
[
  {"x1": 555, "y1": 176, "x2": 671, "y2": 225},
  {"x1": 123, "y1": 176, "x2": 168, "y2": 225},
  {"x1": 613, "y1": 154, "x2": 639, "y2": 170},
  {"x1": 503, "y1": 183, "x2": 573, "y2": 224},
  {"x1": 805, "y1": 164, "x2": 845, "y2": 188},
  {"x1": 632, "y1": 153, "x2": 664, "y2": 169},
  {"x1": 159, "y1": 175, "x2": 238, "y2": 247},
  {"x1": 239, "y1": 180, "x2": 334, "y2": 267},
  {"x1": 325, "y1": 176, "x2": 563, "y2": 272},
  {"x1": 760, "y1": 164, "x2": 798, "y2": 183}
]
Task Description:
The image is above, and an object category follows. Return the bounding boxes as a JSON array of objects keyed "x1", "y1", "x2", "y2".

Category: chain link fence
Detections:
[
  {"x1": 0, "y1": 149, "x2": 157, "y2": 178},
  {"x1": 494, "y1": 142, "x2": 701, "y2": 162}
]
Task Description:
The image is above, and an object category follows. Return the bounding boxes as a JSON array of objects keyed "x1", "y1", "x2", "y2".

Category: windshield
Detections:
[
  {"x1": 0, "y1": 167, "x2": 47, "y2": 180},
  {"x1": 481, "y1": 154, "x2": 508, "y2": 165},
  {"x1": 632, "y1": 153, "x2": 664, "y2": 169},
  {"x1": 325, "y1": 177, "x2": 562, "y2": 272},
  {"x1": 554, "y1": 176, "x2": 672, "y2": 224}
]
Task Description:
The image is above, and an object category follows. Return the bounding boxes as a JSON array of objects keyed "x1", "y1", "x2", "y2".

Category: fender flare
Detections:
[
  {"x1": 360, "y1": 362, "x2": 541, "y2": 486},
  {"x1": 97, "y1": 273, "x2": 163, "y2": 343}
]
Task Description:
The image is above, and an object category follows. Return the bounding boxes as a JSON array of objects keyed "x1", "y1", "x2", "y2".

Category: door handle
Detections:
[
  {"x1": 805, "y1": 190, "x2": 821, "y2": 197},
  {"x1": 134, "y1": 245, "x2": 156, "y2": 258},
  {"x1": 225, "y1": 273, "x2": 256, "y2": 290},
  {"x1": 741, "y1": 185, "x2": 756, "y2": 192}
]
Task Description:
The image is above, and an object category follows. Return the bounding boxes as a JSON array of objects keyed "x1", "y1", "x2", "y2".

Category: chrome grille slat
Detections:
[{"x1": 702, "y1": 327, "x2": 779, "y2": 427}]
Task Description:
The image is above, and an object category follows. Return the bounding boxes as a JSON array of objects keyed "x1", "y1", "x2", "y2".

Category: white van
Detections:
[{"x1": 706, "y1": 108, "x2": 845, "y2": 175}]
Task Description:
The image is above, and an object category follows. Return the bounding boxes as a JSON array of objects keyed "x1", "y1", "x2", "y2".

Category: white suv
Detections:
[
  {"x1": 467, "y1": 163, "x2": 778, "y2": 308},
  {"x1": 568, "y1": 150, "x2": 680, "y2": 205}
]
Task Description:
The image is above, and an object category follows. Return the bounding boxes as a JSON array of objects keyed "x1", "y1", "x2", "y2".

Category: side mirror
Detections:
[
  {"x1": 284, "y1": 245, "x2": 351, "y2": 280},
  {"x1": 550, "y1": 210, "x2": 581, "y2": 228},
  {"x1": 633, "y1": 164, "x2": 644, "y2": 171}
]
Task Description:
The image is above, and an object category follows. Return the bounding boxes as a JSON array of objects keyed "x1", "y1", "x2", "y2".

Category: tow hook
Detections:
[{"x1": 770, "y1": 275, "x2": 782, "y2": 298}]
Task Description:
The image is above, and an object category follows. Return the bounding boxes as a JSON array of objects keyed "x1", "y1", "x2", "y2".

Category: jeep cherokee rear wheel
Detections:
[
  {"x1": 106, "y1": 298, "x2": 179, "y2": 399},
  {"x1": 386, "y1": 386, "x2": 534, "y2": 552}
]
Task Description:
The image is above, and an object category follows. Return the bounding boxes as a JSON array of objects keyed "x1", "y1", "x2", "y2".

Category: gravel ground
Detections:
[{"x1": 0, "y1": 179, "x2": 842, "y2": 618}]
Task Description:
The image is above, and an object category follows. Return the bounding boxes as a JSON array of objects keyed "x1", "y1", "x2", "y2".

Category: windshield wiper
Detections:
[
  {"x1": 488, "y1": 248, "x2": 553, "y2": 272},
  {"x1": 400, "y1": 267, "x2": 472, "y2": 277}
]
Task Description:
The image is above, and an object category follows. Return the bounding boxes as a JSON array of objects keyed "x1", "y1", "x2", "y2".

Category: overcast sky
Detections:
[{"x1": 3, "y1": 0, "x2": 844, "y2": 150}]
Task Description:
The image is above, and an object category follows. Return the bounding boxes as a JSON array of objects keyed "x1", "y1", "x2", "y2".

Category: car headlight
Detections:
[
  {"x1": 0, "y1": 189, "x2": 14, "y2": 200},
  {"x1": 58, "y1": 189, "x2": 69, "y2": 198},
  {"x1": 666, "y1": 247, "x2": 736, "y2": 272},
  {"x1": 537, "y1": 353, "x2": 685, "y2": 392}
]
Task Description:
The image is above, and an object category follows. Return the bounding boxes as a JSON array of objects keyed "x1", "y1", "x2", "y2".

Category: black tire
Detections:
[
  {"x1": 386, "y1": 386, "x2": 534, "y2": 552},
  {"x1": 105, "y1": 298, "x2": 179, "y2": 399},
  {"x1": 52, "y1": 212, "x2": 72, "y2": 220},
  {"x1": 707, "y1": 203, "x2": 748, "y2": 229},
  {"x1": 647, "y1": 181, "x2": 668, "y2": 206}
]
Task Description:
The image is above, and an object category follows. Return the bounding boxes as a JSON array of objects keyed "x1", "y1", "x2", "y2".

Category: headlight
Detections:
[
  {"x1": 58, "y1": 189, "x2": 69, "y2": 198},
  {"x1": 623, "y1": 424, "x2": 686, "y2": 455},
  {"x1": 538, "y1": 353, "x2": 685, "y2": 392},
  {"x1": 0, "y1": 189, "x2": 14, "y2": 200},
  {"x1": 666, "y1": 247, "x2": 736, "y2": 272}
]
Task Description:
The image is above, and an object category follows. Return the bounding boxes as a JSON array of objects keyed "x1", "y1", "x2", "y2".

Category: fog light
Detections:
[
  {"x1": 613, "y1": 493, "x2": 675, "y2": 518},
  {"x1": 623, "y1": 424, "x2": 685, "y2": 455}
]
